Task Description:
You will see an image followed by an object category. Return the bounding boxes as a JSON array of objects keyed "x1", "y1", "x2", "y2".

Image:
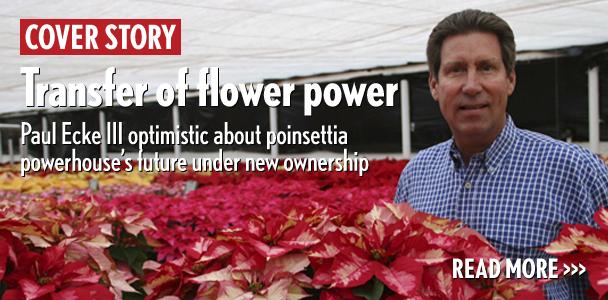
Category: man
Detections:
[{"x1": 394, "y1": 9, "x2": 608, "y2": 300}]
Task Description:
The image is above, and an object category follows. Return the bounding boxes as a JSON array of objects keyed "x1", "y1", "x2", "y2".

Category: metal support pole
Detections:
[
  {"x1": 172, "y1": 104, "x2": 181, "y2": 156},
  {"x1": 588, "y1": 66, "x2": 600, "y2": 154},
  {"x1": 269, "y1": 106, "x2": 279, "y2": 158},
  {"x1": 400, "y1": 79, "x2": 412, "y2": 158},
  {"x1": 99, "y1": 111, "x2": 107, "y2": 158},
  {"x1": 19, "y1": 137, "x2": 27, "y2": 160},
  {"x1": 42, "y1": 116, "x2": 49, "y2": 159},
  {"x1": 8, "y1": 138, "x2": 14, "y2": 164},
  {"x1": 0, "y1": 131, "x2": 3, "y2": 163}
]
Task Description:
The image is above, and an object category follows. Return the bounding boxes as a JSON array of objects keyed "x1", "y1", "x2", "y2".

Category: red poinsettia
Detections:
[
  {"x1": 0, "y1": 160, "x2": 559, "y2": 299},
  {"x1": 307, "y1": 204, "x2": 429, "y2": 297},
  {"x1": 2, "y1": 245, "x2": 113, "y2": 300},
  {"x1": 544, "y1": 207, "x2": 608, "y2": 299},
  {"x1": 143, "y1": 237, "x2": 235, "y2": 299},
  {"x1": 189, "y1": 252, "x2": 311, "y2": 299},
  {"x1": 226, "y1": 214, "x2": 322, "y2": 259},
  {"x1": 310, "y1": 220, "x2": 423, "y2": 297}
]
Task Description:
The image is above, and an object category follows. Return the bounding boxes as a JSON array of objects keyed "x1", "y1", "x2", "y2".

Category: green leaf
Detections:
[
  {"x1": 122, "y1": 292, "x2": 145, "y2": 300},
  {"x1": 0, "y1": 281, "x2": 7, "y2": 298},
  {"x1": 353, "y1": 276, "x2": 384, "y2": 300},
  {"x1": 122, "y1": 279, "x2": 146, "y2": 300},
  {"x1": 109, "y1": 246, "x2": 148, "y2": 275},
  {"x1": 109, "y1": 230, "x2": 157, "y2": 276}
]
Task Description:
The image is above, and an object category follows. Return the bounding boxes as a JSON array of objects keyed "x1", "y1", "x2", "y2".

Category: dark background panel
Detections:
[
  {"x1": 277, "y1": 75, "x2": 402, "y2": 153},
  {"x1": 179, "y1": 95, "x2": 270, "y2": 153},
  {"x1": 406, "y1": 72, "x2": 451, "y2": 151},
  {"x1": 509, "y1": 59, "x2": 560, "y2": 137},
  {"x1": 45, "y1": 110, "x2": 100, "y2": 158},
  {"x1": 105, "y1": 102, "x2": 173, "y2": 153},
  {"x1": 0, "y1": 115, "x2": 42, "y2": 157}
]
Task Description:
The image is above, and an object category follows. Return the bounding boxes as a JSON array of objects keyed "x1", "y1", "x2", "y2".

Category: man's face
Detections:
[{"x1": 429, "y1": 31, "x2": 516, "y2": 141}]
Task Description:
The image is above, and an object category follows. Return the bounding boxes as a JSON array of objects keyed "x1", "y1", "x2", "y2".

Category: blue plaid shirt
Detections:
[{"x1": 395, "y1": 116, "x2": 608, "y2": 300}]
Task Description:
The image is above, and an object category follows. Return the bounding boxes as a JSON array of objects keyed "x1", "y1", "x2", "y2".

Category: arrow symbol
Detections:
[
  {"x1": 563, "y1": 263, "x2": 570, "y2": 275},
  {"x1": 578, "y1": 263, "x2": 586, "y2": 275},
  {"x1": 571, "y1": 263, "x2": 578, "y2": 275}
]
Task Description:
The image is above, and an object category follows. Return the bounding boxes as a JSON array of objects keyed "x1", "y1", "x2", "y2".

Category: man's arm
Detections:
[
  {"x1": 394, "y1": 163, "x2": 413, "y2": 203},
  {"x1": 589, "y1": 155, "x2": 608, "y2": 209},
  {"x1": 570, "y1": 150, "x2": 608, "y2": 225}
]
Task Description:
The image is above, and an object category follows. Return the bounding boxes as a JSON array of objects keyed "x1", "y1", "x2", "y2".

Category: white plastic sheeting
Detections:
[{"x1": 1, "y1": 0, "x2": 608, "y2": 114}]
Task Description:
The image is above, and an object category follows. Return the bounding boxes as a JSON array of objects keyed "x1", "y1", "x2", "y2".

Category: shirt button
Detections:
[{"x1": 464, "y1": 181, "x2": 473, "y2": 189}]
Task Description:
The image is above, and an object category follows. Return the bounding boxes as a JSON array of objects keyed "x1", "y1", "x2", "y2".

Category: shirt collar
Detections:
[{"x1": 448, "y1": 115, "x2": 517, "y2": 173}]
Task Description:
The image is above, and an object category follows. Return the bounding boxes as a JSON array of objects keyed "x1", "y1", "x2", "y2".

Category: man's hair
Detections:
[{"x1": 426, "y1": 9, "x2": 516, "y2": 77}]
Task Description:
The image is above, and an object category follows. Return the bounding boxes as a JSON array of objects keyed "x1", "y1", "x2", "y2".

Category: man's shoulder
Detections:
[
  {"x1": 407, "y1": 140, "x2": 452, "y2": 169},
  {"x1": 395, "y1": 140, "x2": 451, "y2": 203},
  {"x1": 517, "y1": 128, "x2": 592, "y2": 156},
  {"x1": 514, "y1": 128, "x2": 605, "y2": 171}
]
